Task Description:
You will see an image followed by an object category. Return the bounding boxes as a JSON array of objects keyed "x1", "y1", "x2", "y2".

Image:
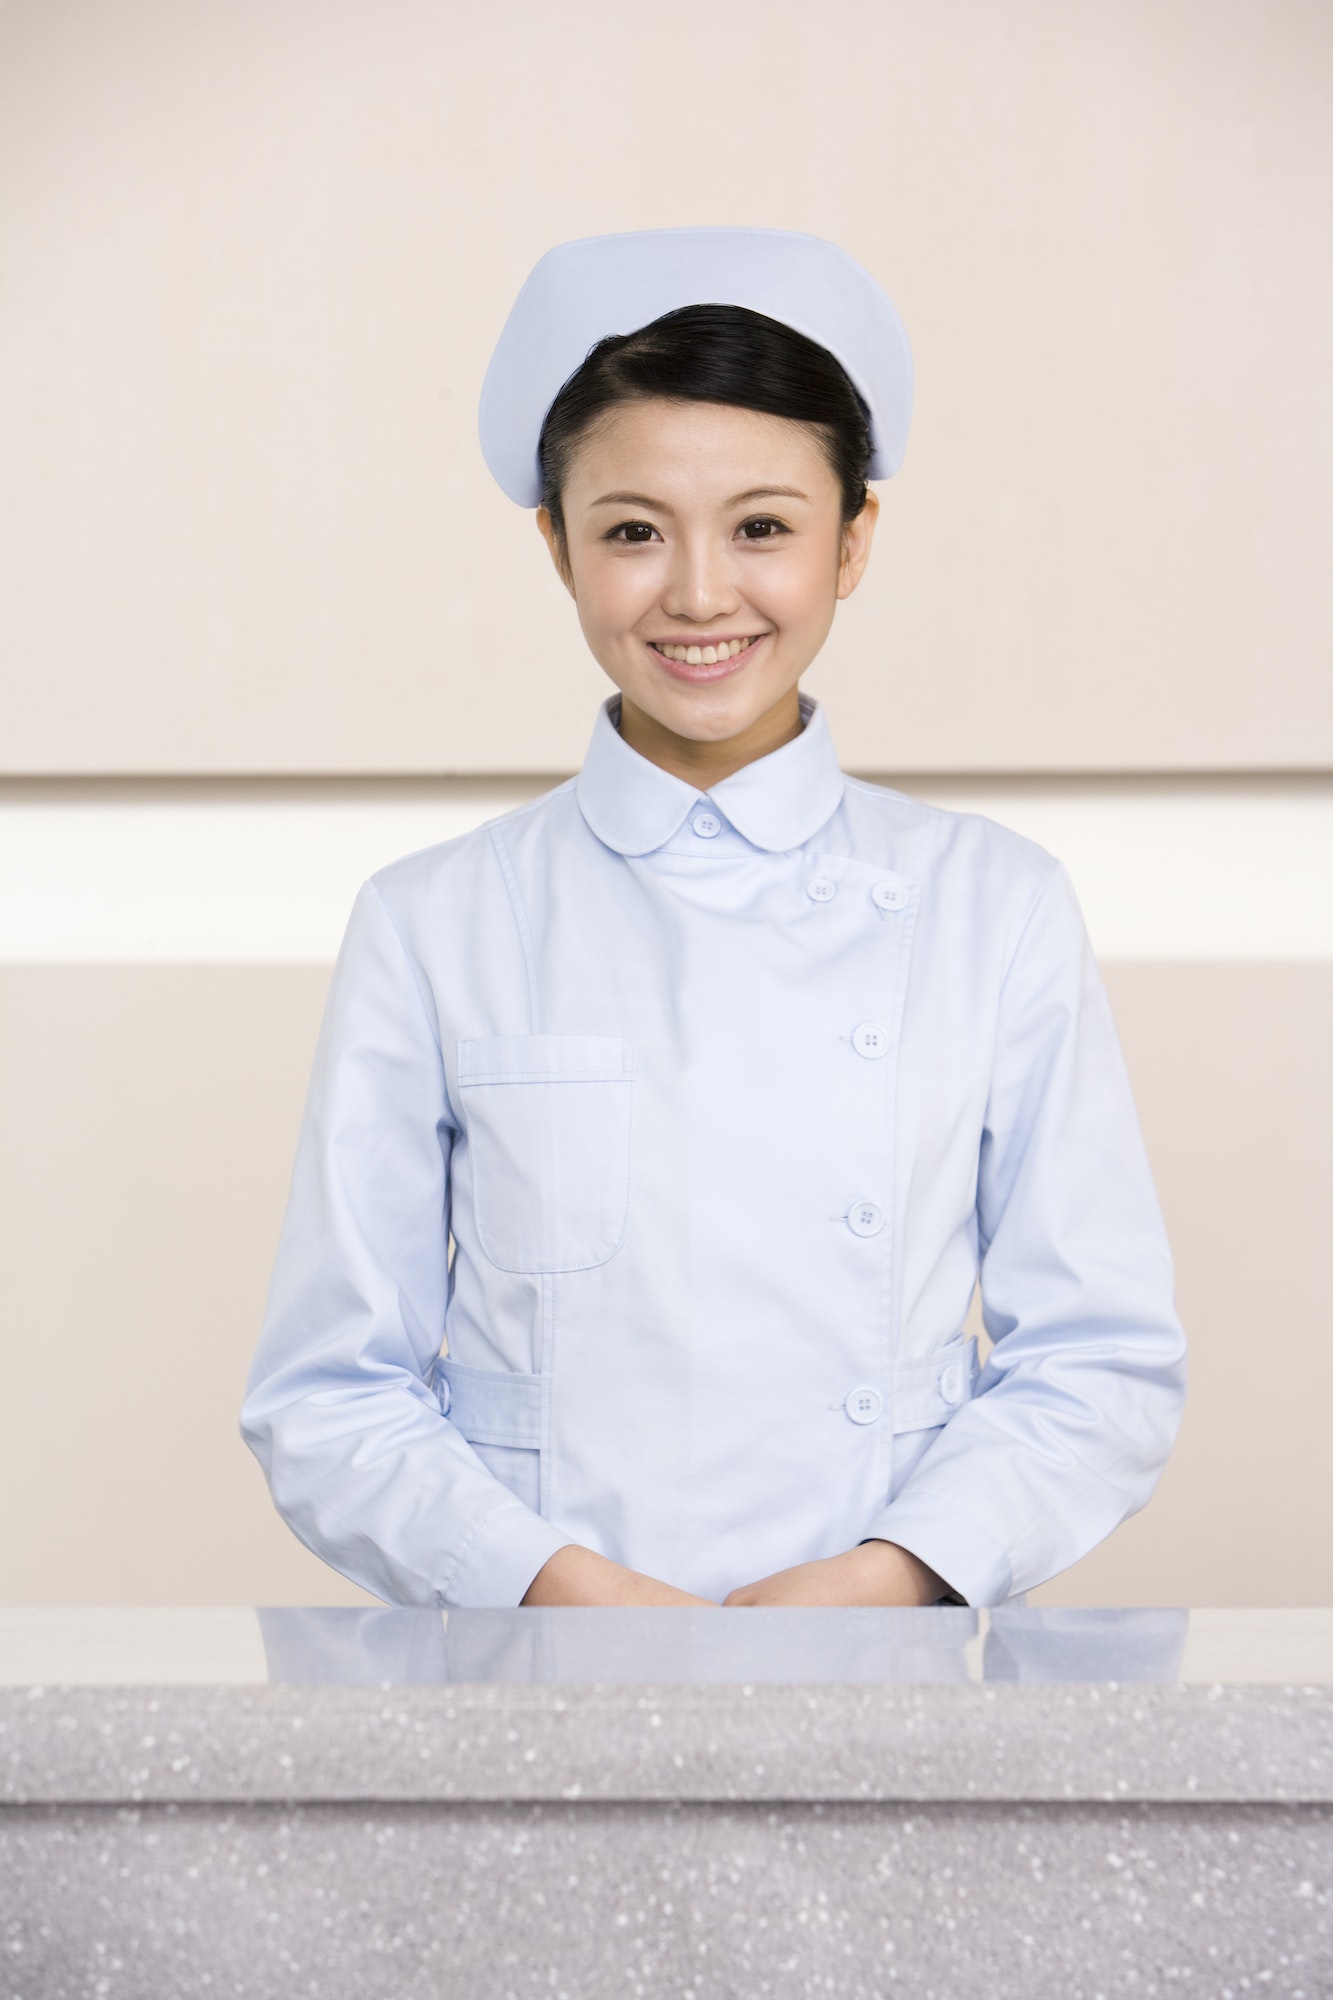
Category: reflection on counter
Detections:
[
  {"x1": 5, "y1": 1606, "x2": 1333, "y2": 1690},
  {"x1": 256, "y1": 1604, "x2": 1191, "y2": 1685}
]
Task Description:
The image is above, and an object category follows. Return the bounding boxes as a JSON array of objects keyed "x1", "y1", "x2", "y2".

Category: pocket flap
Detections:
[{"x1": 459, "y1": 1035, "x2": 634, "y2": 1085}]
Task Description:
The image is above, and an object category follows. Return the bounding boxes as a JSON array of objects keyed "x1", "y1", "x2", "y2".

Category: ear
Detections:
[
  {"x1": 835, "y1": 488, "x2": 880, "y2": 602},
  {"x1": 536, "y1": 505, "x2": 576, "y2": 597}
]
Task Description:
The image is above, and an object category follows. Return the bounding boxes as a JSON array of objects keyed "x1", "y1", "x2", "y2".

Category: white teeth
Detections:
[{"x1": 655, "y1": 637, "x2": 758, "y2": 663}]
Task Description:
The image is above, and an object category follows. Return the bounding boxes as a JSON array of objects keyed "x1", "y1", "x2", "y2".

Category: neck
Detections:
[{"x1": 617, "y1": 687, "x2": 805, "y2": 789}]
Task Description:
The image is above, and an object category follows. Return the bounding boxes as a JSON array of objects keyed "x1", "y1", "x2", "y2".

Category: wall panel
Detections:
[
  {"x1": 1, "y1": 0, "x2": 1329, "y2": 774},
  {"x1": 0, "y1": 965, "x2": 375, "y2": 1607}
]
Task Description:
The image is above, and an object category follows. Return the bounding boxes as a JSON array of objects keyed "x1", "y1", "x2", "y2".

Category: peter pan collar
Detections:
[{"x1": 575, "y1": 690, "x2": 846, "y2": 857}]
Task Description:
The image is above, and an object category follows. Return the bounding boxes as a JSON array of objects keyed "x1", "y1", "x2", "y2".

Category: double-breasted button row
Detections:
[{"x1": 805, "y1": 876, "x2": 909, "y2": 911}]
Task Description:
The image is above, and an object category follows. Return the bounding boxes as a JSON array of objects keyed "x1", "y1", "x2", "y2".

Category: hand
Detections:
[
  {"x1": 722, "y1": 1539, "x2": 947, "y2": 1608},
  {"x1": 522, "y1": 1542, "x2": 716, "y2": 1608}
]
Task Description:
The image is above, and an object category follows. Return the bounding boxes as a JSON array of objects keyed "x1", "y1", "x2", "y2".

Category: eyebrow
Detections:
[{"x1": 588, "y1": 485, "x2": 812, "y2": 511}]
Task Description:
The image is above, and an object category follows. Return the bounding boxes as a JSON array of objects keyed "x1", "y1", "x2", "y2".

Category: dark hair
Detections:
[{"x1": 538, "y1": 303, "x2": 873, "y2": 545}]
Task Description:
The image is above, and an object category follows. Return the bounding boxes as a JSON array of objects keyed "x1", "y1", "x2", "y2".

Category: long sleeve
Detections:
[
  {"x1": 865, "y1": 860, "x2": 1188, "y2": 1605},
  {"x1": 239, "y1": 879, "x2": 572, "y2": 1607}
]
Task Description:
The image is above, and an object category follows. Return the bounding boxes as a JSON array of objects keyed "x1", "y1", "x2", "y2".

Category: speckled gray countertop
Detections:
[{"x1": 3, "y1": 1606, "x2": 1331, "y2": 1807}]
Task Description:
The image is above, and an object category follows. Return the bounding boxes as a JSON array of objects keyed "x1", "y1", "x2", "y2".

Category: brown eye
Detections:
[
  {"x1": 608, "y1": 521, "x2": 660, "y2": 544},
  {"x1": 738, "y1": 517, "x2": 786, "y2": 540}
]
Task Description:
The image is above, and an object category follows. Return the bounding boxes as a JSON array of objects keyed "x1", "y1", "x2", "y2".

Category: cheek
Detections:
[
  {"x1": 760, "y1": 541, "x2": 843, "y2": 627},
  {"x1": 573, "y1": 554, "x2": 658, "y2": 636}
]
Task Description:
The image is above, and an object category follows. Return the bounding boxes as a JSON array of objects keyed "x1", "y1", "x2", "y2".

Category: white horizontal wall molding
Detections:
[{"x1": 2, "y1": 776, "x2": 1331, "y2": 964}]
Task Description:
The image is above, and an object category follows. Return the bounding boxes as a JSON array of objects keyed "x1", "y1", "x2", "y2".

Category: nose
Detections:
[{"x1": 659, "y1": 531, "x2": 742, "y2": 626}]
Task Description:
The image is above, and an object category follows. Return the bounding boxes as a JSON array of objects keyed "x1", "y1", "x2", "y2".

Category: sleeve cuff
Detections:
[
  {"x1": 443, "y1": 1502, "x2": 575, "y2": 1609},
  {"x1": 862, "y1": 1493, "x2": 1014, "y2": 1608}
]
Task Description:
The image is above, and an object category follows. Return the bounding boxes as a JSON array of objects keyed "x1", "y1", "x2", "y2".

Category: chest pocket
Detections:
[{"x1": 457, "y1": 1034, "x2": 635, "y2": 1274}]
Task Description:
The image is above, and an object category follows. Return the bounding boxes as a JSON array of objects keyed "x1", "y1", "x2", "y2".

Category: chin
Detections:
[
  {"x1": 654, "y1": 694, "x2": 767, "y2": 743},
  {"x1": 628, "y1": 671, "x2": 788, "y2": 739}
]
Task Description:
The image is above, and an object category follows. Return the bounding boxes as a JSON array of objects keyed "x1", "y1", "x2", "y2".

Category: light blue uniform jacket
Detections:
[{"x1": 241, "y1": 692, "x2": 1187, "y2": 1608}]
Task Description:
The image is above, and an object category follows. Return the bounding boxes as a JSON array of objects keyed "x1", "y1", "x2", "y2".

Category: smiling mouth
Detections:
[{"x1": 649, "y1": 635, "x2": 763, "y2": 666}]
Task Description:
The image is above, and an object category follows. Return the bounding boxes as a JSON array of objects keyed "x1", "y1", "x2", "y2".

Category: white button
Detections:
[
  {"x1": 939, "y1": 1365, "x2": 962, "y2": 1406},
  {"x1": 847, "y1": 1200, "x2": 884, "y2": 1237},
  {"x1": 436, "y1": 1376, "x2": 452, "y2": 1416},
  {"x1": 844, "y1": 1385, "x2": 883, "y2": 1426},
  {"x1": 691, "y1": 811, "x2": 721, "y2": 839},
  {"x1": 871, "y1": 881, "x2": 909, "y2": 913},
  {"x1": 851, "y1": 1021, "x2": 890, "y2": 1060},
  {"x1": 807, "y1": 876, "x2": 837, "y2": 902}
]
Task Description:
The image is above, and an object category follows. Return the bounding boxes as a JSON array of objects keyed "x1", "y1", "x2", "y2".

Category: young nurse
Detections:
[{"x1": 241, "y1": 228, "x2": 1187, "y2": 1612}]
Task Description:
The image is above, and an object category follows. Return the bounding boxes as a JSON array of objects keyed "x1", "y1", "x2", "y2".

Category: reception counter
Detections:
[{"x1": 2, "y1": 1606, "x2": 1331, "y2": 1996}]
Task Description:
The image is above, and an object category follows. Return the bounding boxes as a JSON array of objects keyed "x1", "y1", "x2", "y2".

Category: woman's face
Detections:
[{"x1": 537, "y1": 398, "x2": 878, "y2": 750}]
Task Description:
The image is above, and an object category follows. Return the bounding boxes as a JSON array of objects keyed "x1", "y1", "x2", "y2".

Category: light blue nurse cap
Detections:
[{"x1": 478, "y1": 227, "x2": 913, "y2": 507}]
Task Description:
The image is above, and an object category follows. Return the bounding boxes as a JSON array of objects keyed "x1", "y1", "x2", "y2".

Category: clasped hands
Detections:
[{"x1": 522, "y1": 1539, "x2": 947, "y2": 1608}]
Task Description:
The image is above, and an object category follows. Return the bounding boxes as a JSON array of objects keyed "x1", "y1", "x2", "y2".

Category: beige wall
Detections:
[
  {"x1": 1, "y1": 0, "x2": 1331, "y2": 774},
  {"x1": 1, "y1": 959, "x2": 1329, "y2": 1610}
]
